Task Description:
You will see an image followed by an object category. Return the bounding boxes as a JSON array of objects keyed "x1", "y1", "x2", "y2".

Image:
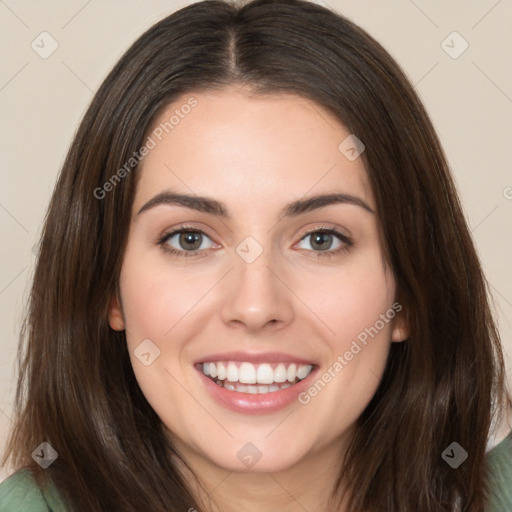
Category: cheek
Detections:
[
  {"x1": 306, "y1": 256, "x2": 396, "y2": 399},
  {"x1": 118, "y1": 251, "x2": 208, "y2": 346},
  {"x1": 302, "y1": 259, "x2": 396, "y2": 411},
  {"x1": 328, "y1": 284, "x2": 393, "y2": 344},
  {"x1": 117, "y1": 253, "x2": 200, "y2": 426},
  {"x1": 307, "y1": 257, "x2": 395, "y2": 344},
  {"x1": 117, "y1": 248, "x2": 213, "y2": 407}
]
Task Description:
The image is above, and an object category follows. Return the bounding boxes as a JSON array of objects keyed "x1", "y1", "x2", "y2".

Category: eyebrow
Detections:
[{"x1": 137, "y1": 190, "x2": 375, "y2": 219}]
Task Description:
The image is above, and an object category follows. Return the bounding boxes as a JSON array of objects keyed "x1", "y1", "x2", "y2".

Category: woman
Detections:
[{"x1": 1, "y1": 0, "x2": 511, "y2": 510}]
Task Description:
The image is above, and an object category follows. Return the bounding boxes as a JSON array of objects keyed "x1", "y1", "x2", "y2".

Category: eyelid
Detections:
[
  {"x1": 292, "y1": 226, "x2": 353, "y2": 255},
  {"x1": 157, "y1": 224, "x2": 219, "y2": 250},
  {"x1": 294, "y1": 223, "x2": 352, "y2": 242}
]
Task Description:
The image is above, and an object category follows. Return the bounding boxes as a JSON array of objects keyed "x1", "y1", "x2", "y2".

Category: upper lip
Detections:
[{"x1": 195, "y1": 351, "x2": 317, "y2": 366}]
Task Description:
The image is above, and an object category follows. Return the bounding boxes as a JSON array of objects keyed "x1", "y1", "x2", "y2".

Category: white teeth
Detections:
[
  {"x1": 287, "y1": 363, "x2": 297, "y2": 382},
  {"x1": 201, "y1": 361, "x2": 314, "y2": 388},
  {"x1": 219, "y1": 380, "x2": 294, "y2": 394},
  {"x1": 256, "y1": 363, "x2": 274, "y2": 384},
  {"x1": 297, "y1": 364, "x2": 310, "y2": 380},
  {"x1": 217, "y1": 362, "x2": 227, "y2": 380},
  {"x1": 274, "y1": 363, "x2": 288, "y2": 383},
  {"x1": 239, "y1": 362, "x2": 257, "y2": 384},
  {"x1": 226, "y1": 362, "x2": 239, "y2": 382}
]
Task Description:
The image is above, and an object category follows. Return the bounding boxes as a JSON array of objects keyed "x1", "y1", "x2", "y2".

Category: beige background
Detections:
[{"x1": 1, "y1": 0, "x2": 511, "y2": 481}]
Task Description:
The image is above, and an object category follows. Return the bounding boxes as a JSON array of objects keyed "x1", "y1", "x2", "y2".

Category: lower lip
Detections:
[{"x1": 195, "y1": 365, "x2": 318, "y2": 415}]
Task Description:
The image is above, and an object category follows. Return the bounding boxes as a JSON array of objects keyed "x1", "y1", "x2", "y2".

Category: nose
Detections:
[{"x1": 219, "y1": 244, "x2": 295, "y2": 333}]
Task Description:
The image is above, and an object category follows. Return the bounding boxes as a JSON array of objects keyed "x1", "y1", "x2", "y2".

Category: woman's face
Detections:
[{"x1": 109, "y1": 86, "x2": 407, "y2": 474}]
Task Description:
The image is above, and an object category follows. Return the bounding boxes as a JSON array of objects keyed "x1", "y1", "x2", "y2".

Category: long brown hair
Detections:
[{"x1": 3, "y1": 0, "x2": 511, "y2": 510}]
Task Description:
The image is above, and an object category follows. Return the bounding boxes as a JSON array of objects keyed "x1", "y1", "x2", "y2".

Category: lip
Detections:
[
  {"x1": 194, "y1": 351, "x2": 317, "y2": 366},
  {"x1": 195, "y1": 363, "x2": 319, "y2": 415}
]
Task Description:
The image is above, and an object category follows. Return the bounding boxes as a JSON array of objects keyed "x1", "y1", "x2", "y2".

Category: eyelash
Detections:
[{"x1": 157, "y1": 224, "x2": 354, "y2": 259}]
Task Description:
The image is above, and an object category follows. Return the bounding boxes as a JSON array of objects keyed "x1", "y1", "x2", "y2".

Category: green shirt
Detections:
[{"x1": 1, "y1": 431, "x2": 511, "y2": 510}]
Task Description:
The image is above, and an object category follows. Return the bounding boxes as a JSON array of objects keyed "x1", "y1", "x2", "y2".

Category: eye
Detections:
[
  {"x1": 158, "y1": 225, "x2": 217, "y2": 258},
  {"x1": 295, "y1": 227, "x2": 353, "y2": 258},
  {"x1": 157, "y1": 225, "x2": 353, "y2": 259}
]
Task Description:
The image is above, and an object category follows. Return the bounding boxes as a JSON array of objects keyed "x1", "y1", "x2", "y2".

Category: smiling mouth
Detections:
[{"x1": 196, "y1": 361, "x2": 314, "y2": 394}]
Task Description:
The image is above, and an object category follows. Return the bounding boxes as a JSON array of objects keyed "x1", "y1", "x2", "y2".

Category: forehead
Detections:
[{"x1": 135, "y1": 87, "x2": 374, "y2": 215}]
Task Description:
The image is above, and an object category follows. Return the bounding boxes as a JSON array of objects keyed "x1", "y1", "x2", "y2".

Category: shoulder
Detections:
[
  {"x1": 0, "y1": 469, "x2": 66, "y2": 512},
  {"x1": 486, "y1": 429, "x2": 512, "y2": 511}
]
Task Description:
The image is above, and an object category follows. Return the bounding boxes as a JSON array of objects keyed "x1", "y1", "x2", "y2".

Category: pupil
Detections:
[
  {"x1": 181, "y1": 232, "x2": 201, "y2": 250},
  {"x1": 312, "y1": 232, "x2": 331, "y2": 250}
]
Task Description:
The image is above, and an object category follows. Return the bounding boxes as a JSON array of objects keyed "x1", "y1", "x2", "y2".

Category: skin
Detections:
[{"x1": 109, "y1": 84, "x2": 408, "y2": 512}]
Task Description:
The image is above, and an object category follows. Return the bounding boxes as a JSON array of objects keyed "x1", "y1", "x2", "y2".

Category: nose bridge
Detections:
[{"x1": 219, "y1": 234, "x2": 294, "y2": 331}]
